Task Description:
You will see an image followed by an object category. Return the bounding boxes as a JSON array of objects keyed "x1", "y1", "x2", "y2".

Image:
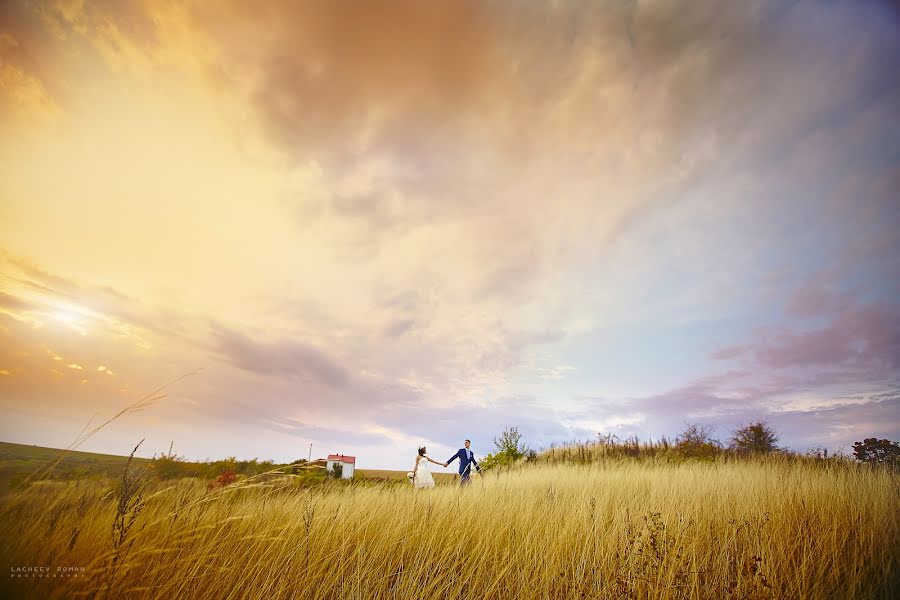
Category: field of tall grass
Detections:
[{"x1": 2, "y1": 452, "x2": 898, "y2": 599}]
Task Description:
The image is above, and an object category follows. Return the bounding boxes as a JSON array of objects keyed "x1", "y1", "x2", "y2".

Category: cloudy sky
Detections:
[{"x1": 1, "y1": 0, "x2": 898, "y2": 469}]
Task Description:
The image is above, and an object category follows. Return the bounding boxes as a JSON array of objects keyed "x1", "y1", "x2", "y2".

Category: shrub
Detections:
[
  {"x1": 207, "y1": 468, "x2": 238, "y2": 490},
  {"x1": 200, "y1": 457, "x2": 238, "y2": 479},
  {"x1": 330, "y1": 462, "x2": 343, "y2": 479},
  {"x1": 478, "y1": 453, "x2": 502, "y2": 471},
  {"x1": 673, "y1": 424, "x2": 722, "y2": 460},
  {"x1": 151, "y1": 454, "x2": 191, "y2": 480}
]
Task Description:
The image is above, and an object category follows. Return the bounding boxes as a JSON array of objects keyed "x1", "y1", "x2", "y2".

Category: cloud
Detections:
[
  {"x1": 195, "y1": 0, "x2": 502, "y2": 165},
  {"x1": 0, "y1": 289, "x2": 39, "y2": 314},
  {"x1": 209, "y1": 323, "x2": 350, "y2": 388},
  {"x1": 715, "y1": 300, "x2": 900, "y2": 374},
  {"x1": 710, "y1": 345, "x2": 747, "y2": 360},
  {"x1": 0, "y1": 252, "x2": 171, "y2": 346},
  {"x1": 373, "y1": 394, "x2": 590, "y2": 454},
  {"x1": 260, "y1": 417, "x2": 391, "y2": 448},
  {"x1": 784, "y1": 280, "x2": 854, "y2": 318},
  {"x1": 382, "y1": 318, "x2": 417, "y2": 339},
  {"x1": 767, "y1": 392, "x2": 900, "y2": 449},
  {"x1": 754, "y1": 304, "x2": 900, "y2": 371}
]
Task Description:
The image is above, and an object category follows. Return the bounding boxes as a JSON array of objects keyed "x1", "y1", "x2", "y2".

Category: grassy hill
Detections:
[{"x1": 0, "y1": 441, "x2": 153, "y2": 488}]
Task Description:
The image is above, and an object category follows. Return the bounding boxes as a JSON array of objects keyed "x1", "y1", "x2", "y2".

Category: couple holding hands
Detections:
[{"x1": 411, "y1": 439, "x2": 480, "y2": 489}]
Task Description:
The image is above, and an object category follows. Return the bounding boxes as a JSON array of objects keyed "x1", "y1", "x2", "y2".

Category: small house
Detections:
[{"x1": 326, "y1": 454, "x2": 356, "y2": 479}]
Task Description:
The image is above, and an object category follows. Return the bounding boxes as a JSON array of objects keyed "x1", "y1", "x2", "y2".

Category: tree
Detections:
[
  {"x1": 730, "y1": 421, "x2": 780, "y2": 454},
  {"x1": 494, "y1": 426, "x2": 529, "y2": 460},
  {"x1": 329, "y1": 462, "x2": 344, "y2": 479},
  {"x1": 481, "y1": 426, "x2": 530, "y2": 470},
  {"x1": 852, "y1": 438, "x2": 900, "y2": 468}
]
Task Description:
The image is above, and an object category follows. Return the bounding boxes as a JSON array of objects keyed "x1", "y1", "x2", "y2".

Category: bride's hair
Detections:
[{"x1": 418, "y1": 446, "x2": 426, "y2": 456}]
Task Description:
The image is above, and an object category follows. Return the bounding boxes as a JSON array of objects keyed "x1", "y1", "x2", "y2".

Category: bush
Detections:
[
  {"x1": 207, "y1": 469, "x2": 237, "y2": 490},
  {"x1": 478, "y1": 453, "x2": 502, "y2": 471},
  {"x1": 330, "y1": 462, "x2": 343, "y2": 479},
  {"x1": 151, "y1": 455, "x2": 192, "y2": 480},
  {"x1": 673, "y1": 424, "x2": 722, "y2": 460},
  {"x1": 200, "y1": 457, "x2": 238, "y2": 480},
  {"x1": 730, "y1": 421, "x2": 780, "y2": 454}
]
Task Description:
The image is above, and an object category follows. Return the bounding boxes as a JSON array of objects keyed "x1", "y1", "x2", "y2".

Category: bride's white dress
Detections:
[{"x1": 414, "y1": 456, "x2": 435, "y2": 489}]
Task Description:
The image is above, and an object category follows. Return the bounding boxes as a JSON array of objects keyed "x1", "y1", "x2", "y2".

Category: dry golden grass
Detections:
[
  {"x1": 2, "y1": 458, "x2": 898, "y2": 599},
  {"x1": 357, "y1": 469, "x2": 457, "y2": 485}
]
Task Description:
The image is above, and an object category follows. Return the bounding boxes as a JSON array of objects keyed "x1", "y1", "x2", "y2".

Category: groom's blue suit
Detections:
[{"x1": 447, "y1": 448, "x2": 479, "y2": 482}]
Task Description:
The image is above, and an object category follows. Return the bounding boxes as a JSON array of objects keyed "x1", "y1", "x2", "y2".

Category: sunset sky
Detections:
[{"x1": 1, "y1": 0, "x2": 898, "y2": 469}]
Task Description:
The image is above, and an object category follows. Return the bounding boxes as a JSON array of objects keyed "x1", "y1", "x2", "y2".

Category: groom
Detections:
[{"x1": 446, "y1": 439, "x2": 479, "y2": 486}]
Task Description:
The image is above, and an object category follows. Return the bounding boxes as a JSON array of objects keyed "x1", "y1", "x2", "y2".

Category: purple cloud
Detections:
[
  {"x1": 753, "y1": 302, "x2": 900, "y2": 372},
  {"x1": 710, "y1": 345, "x2": 747, "y2": 360},
  {"x1": 210, "y1": 324, "x2": 350, "y2": 388},
  {"x1": 784, "y1": 280, "x2": 853, "y2": 318}
]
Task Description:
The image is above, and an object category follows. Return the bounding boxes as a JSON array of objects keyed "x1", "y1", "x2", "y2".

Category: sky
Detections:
[{"x1": 1, "y1": 0, "x2": 898, "y2": 470}]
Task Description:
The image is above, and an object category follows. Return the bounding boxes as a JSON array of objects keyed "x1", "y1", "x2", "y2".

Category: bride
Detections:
[{"x1": 412, "y1": 445, "x2": 446, "y2": 489}]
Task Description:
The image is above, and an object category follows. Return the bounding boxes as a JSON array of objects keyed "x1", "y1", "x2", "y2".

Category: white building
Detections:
[{"x1": 326, "y1": 454, "x2": 356, "y2": 479}]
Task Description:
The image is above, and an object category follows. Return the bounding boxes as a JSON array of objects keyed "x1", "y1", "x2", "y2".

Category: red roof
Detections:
[{"x1": 327, "y1": 454, "x2": 356, "y2": 464}]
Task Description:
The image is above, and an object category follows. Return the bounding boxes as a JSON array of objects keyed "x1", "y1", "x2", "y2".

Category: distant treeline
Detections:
[
  {"x1": 480, "y1": 422, "x2": 900, "y2": 470},
  {"x1": 150, "y1": 455, "x2": 289, "y2": 480}
]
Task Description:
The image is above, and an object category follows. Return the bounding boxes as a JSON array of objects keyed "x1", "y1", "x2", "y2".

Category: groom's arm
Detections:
[{"x1": 446, "y1": 450, "x2": 459, "y2": 465}]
